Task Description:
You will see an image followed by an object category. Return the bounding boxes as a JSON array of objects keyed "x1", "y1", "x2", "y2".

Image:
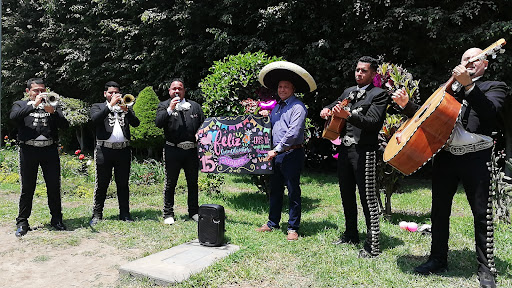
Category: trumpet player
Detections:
[
  {"x1": 89, "y1": 81, "x2": 140, "y2": 226},
  {"x1": 9, "y1": 78, "x2": 69, "y2": 237}
]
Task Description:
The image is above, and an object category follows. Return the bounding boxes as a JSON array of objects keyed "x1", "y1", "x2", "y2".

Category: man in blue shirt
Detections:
[{"x1": 256, "y1": 80, "x2": 308, "y2": 241}]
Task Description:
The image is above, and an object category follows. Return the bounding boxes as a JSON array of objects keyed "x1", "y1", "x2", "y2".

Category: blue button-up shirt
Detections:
[{"x1": 270, "y1": 95, "x2": 308, "y2": 153}]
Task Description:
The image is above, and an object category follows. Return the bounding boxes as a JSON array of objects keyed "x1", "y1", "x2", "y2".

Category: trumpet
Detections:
[
  {"x1": 28, "y1": 92, "x2": 60, "y2": 108},
  {"x1": 120, "y1": 94, "x2": 135, "y2": 107},
  {"x1": 113, "y1": 94, "x2": 136, "y2": 112},
  {"x1": 40, "y1": 92, "x2": 60, "y2": 107}
]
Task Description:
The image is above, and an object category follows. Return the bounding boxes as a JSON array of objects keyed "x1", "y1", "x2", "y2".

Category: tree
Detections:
[
  {"x1": 130, "y1": 86, "x2": 164, "y2": 157},
  {"x1": 59, "y1": 96, "x2": 89, "y2": 150}
]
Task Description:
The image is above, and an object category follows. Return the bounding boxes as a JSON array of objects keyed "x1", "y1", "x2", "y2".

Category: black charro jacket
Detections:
[
  {"x1": 325, "y1": 84, "x2": 389, "y2": 147},
  {"x1": 90, "y1": 102, "x2": 140, "y2": 141},
  {"x1": 10, "y1": 100, "x2": 69, "y2": 142}
]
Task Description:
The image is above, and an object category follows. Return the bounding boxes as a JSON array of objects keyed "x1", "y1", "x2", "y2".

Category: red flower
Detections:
[
  {"x1": 79, "y1": 154, "x2": 85, "y2": 160},
  {"x1": 4, "y1": 135, "x2": 8, "y2": 140},
  {"x1": 75, "y1": 149, "x2": 81, "y2": 155}
]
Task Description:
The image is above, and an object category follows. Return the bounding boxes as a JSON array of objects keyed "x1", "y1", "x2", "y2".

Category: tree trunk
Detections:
[{"x1": 75, "y1": 125, "x2": 85, "y2": 151}]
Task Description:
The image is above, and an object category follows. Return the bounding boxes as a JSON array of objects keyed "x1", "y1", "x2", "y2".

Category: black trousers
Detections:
[
  {"x1": 337, "y1": 144, "x2": 376, "y2": 241},
  {"x1": 16, "y1": 144, "x2": 63, "y2": 227},
  {"x1": 93, "y1": 146, "x2": 131, "y2": 218},
  {"x1": 163, "y1": 145, "x2": 199, "y2": 218},
  {"x1": 430, "y1": 149, "x2": 493, "y2": 273}
]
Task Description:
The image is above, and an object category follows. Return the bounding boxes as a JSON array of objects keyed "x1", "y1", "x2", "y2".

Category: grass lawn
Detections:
[{"x1": 0, "y1": 152, "x2": 511, "y2": 287}]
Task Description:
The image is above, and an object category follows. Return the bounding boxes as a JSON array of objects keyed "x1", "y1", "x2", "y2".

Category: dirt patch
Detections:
[{"x1": 0, "y1": 225, "x2": 140, "y2": 288}]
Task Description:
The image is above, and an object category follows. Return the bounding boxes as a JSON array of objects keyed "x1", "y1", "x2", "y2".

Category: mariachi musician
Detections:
[
  {"x1": 89, "y1": 81, "x2": 140, "y2": 225},
  {"x1": 320, "y1": 56, "x2": 389, "y2": 257},
  {"x1": 392, "y1": 47, "x2": 508, "y2": 288},
  {"x1": 10, "y1": 78, "x2": 69, "y2": 237}
]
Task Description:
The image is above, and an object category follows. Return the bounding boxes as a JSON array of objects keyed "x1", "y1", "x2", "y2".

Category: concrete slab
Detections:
[{"x1": 119, "y1": 239, "x2": 239, "y2": 285}]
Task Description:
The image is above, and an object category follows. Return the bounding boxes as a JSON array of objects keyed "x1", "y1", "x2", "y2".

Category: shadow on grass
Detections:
[
  {"x1": 385, "y1": 211, "x2": 431, "y2": 225},
  {"x1": 223, "y1": 191, "x2": 321, "y2": 214},
  {"x1": 62, "y1": 208, "x2": 163, "y2": 232},
  {"x1": 298, "y1": 219, "x2": 338, "y2": 236},
  {"x1": 228, "y1": 172, "x2": 339, "y2": 187},
  {"x1": 397, "y1": 178, "x2": 431, "y2": 194},
  {"x1": 397, "y1": 249, "x2": 512, "y2": 280}
]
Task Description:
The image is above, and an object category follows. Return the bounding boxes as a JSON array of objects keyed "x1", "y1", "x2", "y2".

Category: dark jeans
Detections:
[
  {"x1": 430, "y1": 149, "x2": 493, "y2": 273},
  {"x1": 93, "y1": 146, "x2": 132, "y2": 218},
  {"x1": 267, "y1": 148, "x2": 304, "y2": 231},
  {"x1": 16, "y1": 144, "x2": 63, "y2": 227},
  {"x1": 163, "y1": 146, "x2": 199, "y2": 218}
]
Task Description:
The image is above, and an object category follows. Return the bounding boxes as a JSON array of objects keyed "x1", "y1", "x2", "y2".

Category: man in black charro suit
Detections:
[
  {"x1": 320, "y1": 56, "x2": 389, "y2": 257},
  {"x1": 9, "y1": 78, "x2": 69, "y2": 237},
  {"x1": 89, "y1": 81, "x2": 140, "y2": 225},
  {"x1": 155, "y1": 78, "x2": 205, "y2": 225},
  {"x1": 392, "y1": 47, "x2": 508, "y2": 288}
]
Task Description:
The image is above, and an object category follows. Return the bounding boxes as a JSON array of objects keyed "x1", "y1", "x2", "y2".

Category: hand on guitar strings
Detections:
[
  {"x1": 332, "y1": 103, "x2": 351, "y2": 119},
  {"x1": 391, "y1": 88, "x2": 408, "y2": 108},
  {"x1": 320, "y1": 108, "x2": 332, "y2": 119}
]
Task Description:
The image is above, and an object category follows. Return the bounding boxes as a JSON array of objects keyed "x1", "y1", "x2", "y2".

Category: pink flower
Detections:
[
  {"x1": 75, "y1": 149, "x2": 81, "y2": 155},
  {"x1": 79, "y1": 154, "x2": 85, "y2": 160},
  {"x1": 333, "y1": 153, "x2": 339, "y2": 159},
  {"x1": 372, "y1": 74, "x2": 382, "y2": 88}
]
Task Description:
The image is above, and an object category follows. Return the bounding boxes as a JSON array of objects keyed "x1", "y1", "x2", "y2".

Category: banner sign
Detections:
[{"x1": 196, "y1": 115, "x2": 273, "y2": 174}]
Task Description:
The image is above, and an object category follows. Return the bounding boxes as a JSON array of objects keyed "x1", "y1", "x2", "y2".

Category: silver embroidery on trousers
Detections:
[{"x1": 365, "y1": 151, "x2": 380, "y2": 256}]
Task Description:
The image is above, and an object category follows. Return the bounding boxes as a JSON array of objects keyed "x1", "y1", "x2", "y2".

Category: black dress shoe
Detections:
[
  {"x1": 119, "y1": 215, "x2": 134, "y2": 222},
  {"x1": 414, "y1": 258, "x2": 448, "y2": 275},
  {"x1": 51, "y1": 221, "x2": 67, "y2": 231},
  {"x1": 89, "y1": 216, "x2": 101, "y2": 226},
  {"x1": 15, "y1": 226, "x2": 30, "y2": 238},
  {"x1": 478, "y1": 271, "x2": 496, "y2": 288},
  {"x1": 358, "y1": 248, "x2": 377, "y2": 258},
  {"x1": 332, "y1": 235, "x2": 360, "y2": 245}
]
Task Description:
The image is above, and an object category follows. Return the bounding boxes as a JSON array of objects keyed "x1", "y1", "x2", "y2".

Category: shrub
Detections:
[
  {"x1": 130, "y1": 86, "x2": 165, "y2": 152},
  {"x1": 130, "y1": 158, "x2": 165, "y2": 185},
  {"x1": 198, "y1": 173, "x2": 225, "y2": 195},
  {"x1": 199, "y1": 51, "x2": 283, "y2": 117}
]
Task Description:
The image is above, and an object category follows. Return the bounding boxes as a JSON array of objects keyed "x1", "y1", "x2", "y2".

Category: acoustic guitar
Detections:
[
  {"x1": 322, "y1": 92, "x2": 356, "y2": 141},
  {"x1": 383, "y1": 39, "x2": 506, "y2": 175}
]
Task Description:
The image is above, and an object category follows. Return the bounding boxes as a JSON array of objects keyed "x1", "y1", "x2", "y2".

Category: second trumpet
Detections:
[{"x1": 118, "y1": 94, "x2": 135, "y2": 107}]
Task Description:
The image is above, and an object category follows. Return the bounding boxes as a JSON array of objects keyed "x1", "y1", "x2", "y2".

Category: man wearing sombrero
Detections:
[
  {"x1": 320, "y1": 56, "x2": 388, "y2": 257},
  {"x1": 255, "y1": 61, "x2": 316, "y2": 241}
]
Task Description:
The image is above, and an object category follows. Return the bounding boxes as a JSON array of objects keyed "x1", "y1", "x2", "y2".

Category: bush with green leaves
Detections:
[
  {"x1": 198, "y1": 173, "x2": 225, "y2": 195},
  {"x1": 199, "y1": 51, "x2": 283, "y2": 117},
  {"x1": 130, "y1": 158, "x2": 165, "y2": 185},
  {"x1": 130, "y1": 86, "x2": 165, "y2": 152}
]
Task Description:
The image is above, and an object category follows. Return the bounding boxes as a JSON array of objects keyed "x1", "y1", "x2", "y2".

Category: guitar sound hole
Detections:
[{"x1": 415, "y1": 103, "x2": 431, "y2": 122}]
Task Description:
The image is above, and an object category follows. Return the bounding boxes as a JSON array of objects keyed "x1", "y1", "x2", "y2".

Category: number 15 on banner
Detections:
[{"x1": 200, "y1": 155, "x2": 216, "y2": 172}]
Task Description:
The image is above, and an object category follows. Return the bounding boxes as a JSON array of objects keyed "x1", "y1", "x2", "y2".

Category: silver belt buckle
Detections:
[
  {"x1": 448, "y1": 145, "x2": 467, "y2": 155},
  {"x1": 342, "y1": 136, "x2": 356, "y2": 147},
  {"x1": 177, "y1": 141, "x2": 195, "y2": 150},
  {"x1": 111, "y1": 142, "x2": 123, "y2": 149}
]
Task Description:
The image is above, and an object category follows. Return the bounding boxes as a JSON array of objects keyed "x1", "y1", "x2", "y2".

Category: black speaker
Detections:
[{"x1": 198, "y1": 204, "x2": 225, "y2": 247}]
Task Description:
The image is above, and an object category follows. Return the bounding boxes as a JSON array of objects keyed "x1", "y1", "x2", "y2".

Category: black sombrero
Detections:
[{"x1": 258, "y1": 61, "x2": 317, "y2": 93}]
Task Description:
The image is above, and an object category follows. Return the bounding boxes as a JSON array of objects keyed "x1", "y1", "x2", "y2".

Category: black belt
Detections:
[
  {"x1": 96, "y1": 140, "x2": 130, "y2": 149},
  {"x1": 281, "y1": 144, "x2": 303, "y2": 153},
  {"x1": 20, "y1": 139, "x2": 54, "y2": 147}
]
